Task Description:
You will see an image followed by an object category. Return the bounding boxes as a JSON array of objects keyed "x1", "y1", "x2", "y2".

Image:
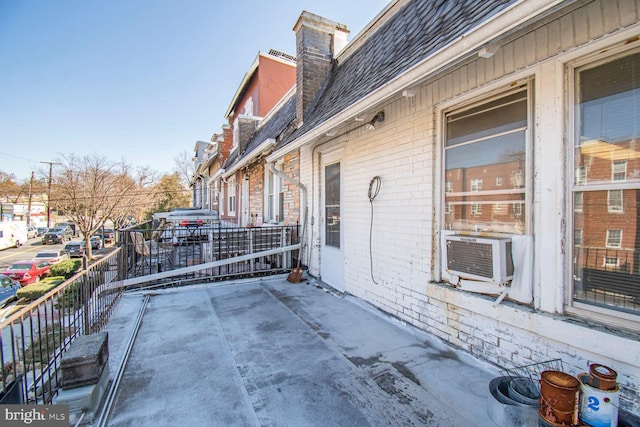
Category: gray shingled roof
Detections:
[
  {"x1": 276, "y1": 0, "x2": 519, "y2": 150},
  {"x1": 223, "y1": 94, "x2": 297, "y2": 170}
]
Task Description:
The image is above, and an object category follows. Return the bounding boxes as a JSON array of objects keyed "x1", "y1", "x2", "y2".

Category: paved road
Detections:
[{"x1": 0, "y1": 237, "x2": 59, "y2": 270}]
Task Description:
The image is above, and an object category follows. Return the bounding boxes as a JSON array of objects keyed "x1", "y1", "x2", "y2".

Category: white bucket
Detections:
[{"x1": 578, "y1": 373, "x2": 619, "y2": 427}]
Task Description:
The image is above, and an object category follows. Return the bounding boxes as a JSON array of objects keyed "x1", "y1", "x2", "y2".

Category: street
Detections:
[{"x1": 0, "y1": 237, "x2": 64, "y2": 270}]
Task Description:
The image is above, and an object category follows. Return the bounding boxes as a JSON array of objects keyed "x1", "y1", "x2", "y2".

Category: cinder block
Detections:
[{"x1": 61, "y1": 332, "x2": 108, "y2": 389}]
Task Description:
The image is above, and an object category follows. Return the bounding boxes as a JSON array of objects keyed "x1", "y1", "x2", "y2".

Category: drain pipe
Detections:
[
  {"x1": 269, "y1": 162, "x2": 308, "y2": 265},
  {"x1": 269, "y1": 162, "x2": 307, "y2": 226}
]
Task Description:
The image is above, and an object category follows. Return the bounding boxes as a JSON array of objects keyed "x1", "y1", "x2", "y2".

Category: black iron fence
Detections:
[
  {"x1": 118, "y1": 222, "x2": 300, "y2": 286},
  {"x1": 0, "y1": 249, "x2": 122, "y2": 404},
  {"x1": 0, "y1": 222, "x2": 300, "y2": 405}
]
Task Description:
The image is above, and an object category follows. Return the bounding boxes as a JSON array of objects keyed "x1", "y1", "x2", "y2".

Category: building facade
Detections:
[{"x1": 266, "y1": 0, "x2": 640, "y2": 416}]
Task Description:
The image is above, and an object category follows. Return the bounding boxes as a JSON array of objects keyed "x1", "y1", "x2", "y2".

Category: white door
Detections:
[{"x1": 320, "y1": 151, "x2": 344, "y2": 291}]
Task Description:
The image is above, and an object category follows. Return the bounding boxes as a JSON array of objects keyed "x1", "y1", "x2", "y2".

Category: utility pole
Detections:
[
  {"x1": 26, "y1": 171, "x2": 34, "y2": 226},
  {"x1": 40, "y1": 161, "x2": 61, "y2": 228}
]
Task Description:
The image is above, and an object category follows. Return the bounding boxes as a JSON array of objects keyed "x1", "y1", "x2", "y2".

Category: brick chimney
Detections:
[
  {"x1": 293, "y1": 11, "x2": 348, "y2": 126},
  {"x1": 220, "y1": 124, "x2": 232, "y2": 164},
  {"x1": 236, "y1": 116, "x2": 259, "y2": 154}
]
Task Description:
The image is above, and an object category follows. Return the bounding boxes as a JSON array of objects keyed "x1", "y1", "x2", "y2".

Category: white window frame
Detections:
[
  {"x1": 470, "y1": 178, "x2": 483, "y2": 192},
  {"x1": 512, "y1": 202, "x2": 522, "y2": 216},
  {"x1": 232, "y1": 118, "x2": 240, "y2": 151},
  {"x1": 605, "y1": 229, "x2": 622, "y2": 249},
  {"x1": 612, "y1": 160, "x2": 627, "y2": 182},
  {"x1": 227, "y1": 176, "x2": 237, "y2": 216},
  {"x1": 575, "y1": 166, "x2": 587, "y2": 185},
  {"x1": 441, "y1": 81, "x2": 532, "y2": 237},
  {"x1": 445, "y1": 202, "x2": 453, "y2": 214},
  {"x1": 574, "y1": 229, "x2": 583, "y2": 246},
  {"x1": 264, "y1": 161, "x2": 285, "y2": 223},
  {"x1": 470, "y1": 202, "x2": 482, "y2": 216},
  {"x1": 445, "y1": 181, "x2": 453, "y2": 193},
  {"x1": 603, "y1": 256, "x2": 620, "y2": 268},
  {"x1": 574, "y1": 192, "x2": 583, "y2": 212},
  {"x1": 607, "y1": 189, "x2": 623, "y2": 213},
  {"x1": 496, "y1": 176, "x2": 503, "y2": 186},
  {"x1": 567, "y1": 42, "x2": 640, "y2": 326}
]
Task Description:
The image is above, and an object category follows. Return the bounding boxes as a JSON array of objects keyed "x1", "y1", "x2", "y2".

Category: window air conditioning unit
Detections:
[{"x1": 443, "y1": 235, "x2": 514, "y2": 285}]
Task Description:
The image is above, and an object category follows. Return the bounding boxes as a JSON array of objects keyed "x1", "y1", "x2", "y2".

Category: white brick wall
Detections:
[{"x1": 297, "y1": 0, "x2": 640, "y2": 416}]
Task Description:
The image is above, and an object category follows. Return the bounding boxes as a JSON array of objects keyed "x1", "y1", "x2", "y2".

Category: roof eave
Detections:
[
  {"x1": 266, "y1": 0, "x2": 566, "y2": 162},
  {"x1": 223, "y1": 138, "x2": 277, "y2": 178}
]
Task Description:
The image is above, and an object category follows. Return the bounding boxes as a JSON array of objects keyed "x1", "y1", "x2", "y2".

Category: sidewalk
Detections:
[{"x1": 102, "y1": 277, "x2": 499, "y2": 426}]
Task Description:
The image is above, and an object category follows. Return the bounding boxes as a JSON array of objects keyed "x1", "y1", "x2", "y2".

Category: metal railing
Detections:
[
  {"x1": 0, "y1": 222, "x2": 300, "y2": 405},
  {"x1": 118, "y1": 222, "x2": 301, "y2": 287},
  {"x1": 0, "y1": 249, "x2": 122, "y2": 404}
]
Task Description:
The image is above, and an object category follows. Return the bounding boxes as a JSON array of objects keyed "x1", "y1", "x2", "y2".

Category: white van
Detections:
[{"x1": 0, "y1": 221, "x2": 29, "y2": 250}]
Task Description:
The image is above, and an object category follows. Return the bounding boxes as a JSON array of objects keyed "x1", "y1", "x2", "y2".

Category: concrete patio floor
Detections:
[{"x1": 100, "y1": 276, "x2": 500, "y2": 426}]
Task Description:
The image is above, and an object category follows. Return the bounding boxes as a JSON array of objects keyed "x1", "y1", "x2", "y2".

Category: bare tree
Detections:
[
  {"x1": 53, "y1": 154, "x2": 137, "y2": 259},
  {"x1": 0, "y1": 171, "x2": 23, "y2": 202},
  {"x1": 109, "y1": 166, "x2": 159, "y2": 229},
  {"x1": 173, "y1": 150, "x2": 195, "y2": 189}
]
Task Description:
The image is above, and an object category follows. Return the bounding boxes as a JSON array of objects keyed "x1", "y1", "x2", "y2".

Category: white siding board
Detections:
[
  {"x1": 618, "y1": 0, "x2": 639, "y2": 27},
  {"x1": 572, "y1": 6, "x2": 590, "y2": 46},
  {"x1": 535, "y1": 25, "x2": 549, "y2": 60},
  {"x1": 602, "y1": 0, "x2": 622, "y2": 32},
  {"x1": 547, "y1": 19, "x2": 562, "y2": 55},
  {"x1": 587, "y1": 0, "x2": 605, "y2": 39},
  {"x1": 524, "y1": 32, "x2": 537, "y2": 66},
  {"x1": 512, "y1": 37, "x2": 527, "y2": 70},
  {"x1": 560, "y1": 14, "x2": 575, "y2": 51}
]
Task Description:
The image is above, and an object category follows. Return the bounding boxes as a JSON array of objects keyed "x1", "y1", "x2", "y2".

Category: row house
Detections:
[
  {"x1": 193, "y1": 50, "x2": 297, "y2": 227},
  {"x1": 188, "y1": 0, "x2": 640, "y2": 417},
  {"x1": 251, "y1": 0, "x2": 639, "y2": 417}
]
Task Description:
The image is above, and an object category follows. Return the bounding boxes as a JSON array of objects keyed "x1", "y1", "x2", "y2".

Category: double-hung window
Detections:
[
  {"x1": 227, "y1": 176, "x2": 237, "y2": 216},
  {"x1": 444, "y1": 84, "x2": 530, "y2": 235},
  {"x1": 265, "y1": 162, "x2": 284, "y2": 222},
  {"x1": 571, "y1": 49, "x2": 640, "y2": 316}
]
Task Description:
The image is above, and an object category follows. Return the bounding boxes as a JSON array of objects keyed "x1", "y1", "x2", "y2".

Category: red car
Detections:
[{"x1": 0, "y1": 260, "x2": 51, "y2": 286}]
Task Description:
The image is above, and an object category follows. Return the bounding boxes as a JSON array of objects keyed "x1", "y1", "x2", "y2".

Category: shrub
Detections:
[
  {"x1": 50, "y1": 260, "x2": 81, "y2": 279},
  {"x1": 16, "y1": 277, "x2": 66, "y2": 300}
]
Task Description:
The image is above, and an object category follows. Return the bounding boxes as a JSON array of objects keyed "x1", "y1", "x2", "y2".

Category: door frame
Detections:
[{"x1": 319, "y1": 148, "x2": 345, "y2": 291}]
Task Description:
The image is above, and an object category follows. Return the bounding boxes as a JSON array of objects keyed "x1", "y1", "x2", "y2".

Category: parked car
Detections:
[
  {"x1": 0, "y1": 260, "x2": 51, "y2": 286},
  {"x1": 88, "y1": 235, "x2": 102, "y2": 250},
  {"x1": 36, "y1": 227, "x2": 48, "y2": 237},
  {"x1": 32, "y1": 249, "x2": 70, "y2": 265},
  {"x1": 102, "y1": 229, "x2": 115, "y2": 243},
  {"x1": 64, "y1": 241, "x2": 86, "y2": 258},
  {"x1": 42, "y1": 227, "x2": 73, "y2": 245},
  {"x1": 0, "y1": 274, "x2": 20, "y2": 307},
  {"x1": 56, "y1": 222, "x2": 77, "y2": 237},
  {"x1": 27, "y1": 226, "x2": 38, "y2": 239}
]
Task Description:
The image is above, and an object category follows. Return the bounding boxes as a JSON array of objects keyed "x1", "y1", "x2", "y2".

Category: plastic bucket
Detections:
[
  {"x1": 579, "y1": 373, "x2": 619, "y2": 427},
  {"x1": 539, "y1": 370, "x2": 580, "y2": 426}
]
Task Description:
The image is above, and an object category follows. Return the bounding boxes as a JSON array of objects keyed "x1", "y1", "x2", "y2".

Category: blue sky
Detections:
[{"x1": 0, "y1": 0, "x2": 388, "y2": 182}]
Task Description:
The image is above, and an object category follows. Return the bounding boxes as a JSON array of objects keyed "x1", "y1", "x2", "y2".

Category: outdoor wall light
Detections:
[
  {"x1": 478, "y1": 44, "x2": 499, "y2": 58},
  {"x1": 365, "y1": 111, "x2": 385, "y2": 131}
]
